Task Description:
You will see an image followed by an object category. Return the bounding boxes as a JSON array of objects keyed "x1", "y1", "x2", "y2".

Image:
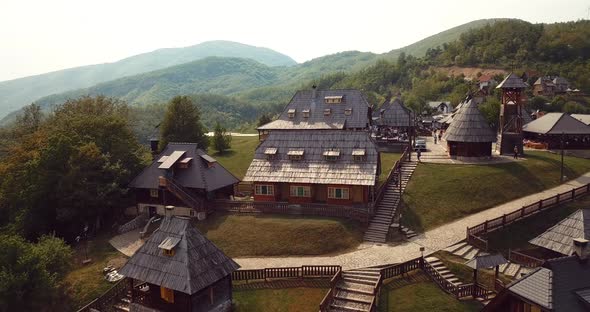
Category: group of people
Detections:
[{"x1": 432, "y1": 129, "x2": 443, "y2": 144}]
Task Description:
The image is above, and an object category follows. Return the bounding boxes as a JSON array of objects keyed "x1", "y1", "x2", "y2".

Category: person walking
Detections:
[
  {"x1": 417, "y1": 148, "x2": 422, "y2": 162},
  {"x1": 513, "y1": 145, "x2": 519, "y2": 159},
  {"x1": 434, "y1": 134, "x2": 438, "y2": 144}
]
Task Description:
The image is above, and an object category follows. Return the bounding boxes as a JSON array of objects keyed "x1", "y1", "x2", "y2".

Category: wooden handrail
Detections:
[
  {"x1": 509, "y1": 249, "x2": 544, "y2": 268},
  {"x1": 165, "y1": 177, "x2": 205, "y2": 211}
]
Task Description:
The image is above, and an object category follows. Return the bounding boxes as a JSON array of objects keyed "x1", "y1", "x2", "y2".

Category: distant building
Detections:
[
  {"x1": 483, "y1": 240, "x2": 590, "y2": 312},
  {"x1": 533, "y1": 76, "x2": 571, "y2": 97},
  {"x1": 257, "y1": 88, "x2": 371, "y2": 140},
  {"x1": 522, "y1": 113, "x2": 590, "y2": 149},
  {"x1": 427, "y1": 101, "x2": 453, "y2": 114},
  {"x1": 243, "y1": 130, "x2": 379, "y2": 205},
  {"x1": 119, "y1": 211, "x2": 240, "y2": 312},
  {"x1": 443, "y1": 97, "x2": 496, "y2": 159},
  {"x1": 129, "y1": 143, "x2": 239, "y2": 218},
  {"x1": 477, "y1": 75, "x2": 497, "y2": 94}
]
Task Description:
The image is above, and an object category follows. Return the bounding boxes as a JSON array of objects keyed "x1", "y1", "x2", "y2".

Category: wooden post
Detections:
[
  {"x1": 556, "y1": 193, "x2": 560, "y2": 204},
  {"x1": 472, "y1": 269, "x2": 478, "y2": 298},
  {"x1": 483, "y1": 220, "x2": 488, "y2": 233},
  {"x1": 502, "y1": 214, "x2": 506, "y2": 227},
  {"x1": 572, "y1": 188, "x2": 576, "y2": 200}
]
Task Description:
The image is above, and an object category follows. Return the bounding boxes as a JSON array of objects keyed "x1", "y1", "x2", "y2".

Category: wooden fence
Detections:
[
  {"x1": 508, "y1": 249, "x2": 545, "y2": 268},
  {"x1": 76, "y1": 278, "x2": 129, "y2": 312},
  {"x1": 379, "y1": 257, "x2": 422, "y2": 280},
  {"x1": 232, "y1": 265, "x2": 341, "y2": 283},
  {"x1": 213, "y1": 199, "x2": 371, "y2": 224},
  {"x1": 466, "y1": 183, "x2": 590, "y2": 254}
]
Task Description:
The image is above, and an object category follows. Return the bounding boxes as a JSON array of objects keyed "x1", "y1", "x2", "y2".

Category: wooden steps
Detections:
[
  {"x1": 327, "y1": 269, "x2": 383, "y2": 311},
  {"x1": 424, "y1": 256, "x2": 464, "y2": 287},
  {"x1": 364, "y1": 160, "x2": 417, "y2": 243}
]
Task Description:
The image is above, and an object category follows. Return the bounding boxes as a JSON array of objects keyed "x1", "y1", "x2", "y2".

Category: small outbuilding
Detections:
[
  {"x1": 119, "y1": 211, "x2": 240, "y2": 312},
  {"x1": 522, "y1": 113, "x2": 590, "y2": 149},
  {"x1": 443, "y1": 98, "x2": 496, "y2": 159}
]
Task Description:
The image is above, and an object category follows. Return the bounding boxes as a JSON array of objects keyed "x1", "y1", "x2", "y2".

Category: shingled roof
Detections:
[
  {"x1": 257, "y1": 89, "x2": 370, "y2": 130},
  {"x1": 496, "y1": 73, "x2": 528, "y2": 89},
  {"x1": 129, "y1": 143, "x2": 239, "y2": 191},
  {"x1": 374, "y1": 98, "x2": 413, "y2": 127},
  {"x1": 443, "y1": 99, "x2": 496, "y2": 143},
  {"x1": 503, "y1": 255, "x2": 590, "y2": 311},
  {"x1": 243, "y1": 130, "x2": 378, "y2": 186},
  {"x1": 530, "y1": 209, "x2": 590, "y2": 256},
  {"x1": 523, "y1": 113, "x2": 590, "y2": 135},
  {"x1": 119, "y1": 216, "x2": 240, "y2": 295}
]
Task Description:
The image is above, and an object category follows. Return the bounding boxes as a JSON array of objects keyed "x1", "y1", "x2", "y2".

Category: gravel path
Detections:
[{"x1": 234, "y1": 171, "x2": 590, "y2": 270}]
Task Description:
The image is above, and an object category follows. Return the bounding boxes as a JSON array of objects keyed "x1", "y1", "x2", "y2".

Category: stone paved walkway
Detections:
[{"x1": 234, "y1": 171, "x2": 590, "y2": 270}]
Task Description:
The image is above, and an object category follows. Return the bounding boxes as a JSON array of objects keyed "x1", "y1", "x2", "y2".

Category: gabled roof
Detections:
[
  {"x1": 427, "y1": 101, "x2": 452, "y2": 110},
  {"x1": 523, "y1": 113, "x2": 590, "y2": 135},
  {"x1": 119, "y1": 216, "x2": 239, "y2": 295},
  {"x1": 496, "y1": 73, "x2": 528, "y2": 89},
  {"x1": 465, "y1": 253, "x2": 507, "y2": 269},
  {"x1": 257, "y1": 89, "x2": 370, "y2": 130},
  {"x1": 443, "y1": 99, "x2": 496, "y2": 143},
  {"x1": 508, "y1": 267, "x2": 553, "y2": 309},
  {"x1": 530, "y1": 209, "x2": 590, "y2": 256},
  {"x1": 554, "y1": 76, "x2": 569, "y2": 85},
  {"x1": 243, "y1": 130, "x2": 378, "y2": 186},
  {"x1": 374, "y1": 98, "x2": 413, "y2": 127},
  {"x1": 129, "y1": 143, "x2": 239, "y2": 191},
  {"x1": 571, "y1": 114, "x2": 590, "y2": 126}
]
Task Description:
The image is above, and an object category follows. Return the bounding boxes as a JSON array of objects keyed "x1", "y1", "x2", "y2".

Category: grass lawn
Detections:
[
  {"x1": 62, "y1": 233, "x2": 128, "y2": 309},
  {"x1": 379, "y1": 273, "x2": 482, "y2": 312},
  {"x1": 233, "y1": 288, "x2": 328, "y2": 312},
  {"x1": 213, "y1": 136, "x2": 259, "y2": 179},
  {"x1": 486, "y1": 194, "x2": 590, "y2": 252},
  {"x1": 378, "y1": 152, "x2": 403, "y2": 186},
  {"x1": 195, "y1": 212, "x2": 364, "y2": 257},
  {"x1": 403, "y1": 151, "x2": 590, "y2": 231}
]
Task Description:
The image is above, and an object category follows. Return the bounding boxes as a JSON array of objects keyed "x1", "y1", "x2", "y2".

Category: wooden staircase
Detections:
[
  {"x1": 424, "y1": 256, "x2": 464, "y2": 287},
  {"x1": 162, "y1": 177, "x2": 205, "y2": 211},
  {"x1": 364, "y1": 160, "x2": 417, "y2": 243},
  {"x1": 328, "y1": 268, "x2": 381, "y2": 311},
  {"x1": 444, "y1": 242, "x2": 532, "y2": 278}
]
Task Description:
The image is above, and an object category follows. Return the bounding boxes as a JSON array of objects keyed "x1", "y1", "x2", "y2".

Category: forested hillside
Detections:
[{"x1": 0, "y1": 40, "x2": 296, "y2": 118}]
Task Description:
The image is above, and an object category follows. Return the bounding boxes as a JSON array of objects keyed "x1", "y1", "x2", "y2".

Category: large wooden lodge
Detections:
[{"x1": 247, "y1": 88, "x2": 380, "y2": 206}]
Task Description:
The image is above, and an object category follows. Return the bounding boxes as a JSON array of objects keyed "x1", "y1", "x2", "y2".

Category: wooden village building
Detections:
[
  {"x1": 256, "y1": 88, "x2": 371, "y2": 140},
  {"x1": 442, "y1": 97, "x2": 496, "y2": 159},
  {"x1": 522, "y1": 113, "x2": 590, "y2": 149},
  {"x1": 119, "y1": 210, "x2": 240, "y2": 312},
  {"x1": 372, "y1": 97, "x2": 414, "y2": 144},
  {"x1": 427, "y1": 101, "x2": 452, "y2": 114},
  {"x1": 129, "y1": 143, "x2": 239, "y2": 218},
  {"x1": 529, "y1": 209, "x2": 590, "y2": 257},
  {"x1": 243, "y1": 130, "x2": 379, "y2": 205},
  {"x1": 483, "y1": 242, "x2": 590, "y2": 312}
]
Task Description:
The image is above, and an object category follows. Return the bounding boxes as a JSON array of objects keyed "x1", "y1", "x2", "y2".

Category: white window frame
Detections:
[
  {"x1": 255, "y1": 184, "x2": 274, "y2": 196},
  {"x1": 328, "y1": 187, "x2": 349, "y2": 200},
  {"x1": 150, "y1": 189, "x2": 159, "y2": 198},
  {"x1": 290, "y1": 186, "x2": 311, "y2": 197}
]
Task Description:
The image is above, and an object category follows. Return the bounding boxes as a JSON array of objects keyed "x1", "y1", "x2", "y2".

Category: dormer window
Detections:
[
  {"x1": 323, "y1": 149, "x2": 340, "y2": 161},
  {"x1": 302, "y1": 109, "x2": 310, "y2": 118},
  {"x1": 352, "y1": 149, "x2": 366, "y2": 162},
  {"x1": 324, "y1": 96, "x2": 343, "y2": 104},
  {"x1": 288, "y1": 108, "x2": 296, "y2": 119},
  {"x1": 159, "y1": 236, "x2": 180, "y2": 257},
  {"x1": 345, "y1": 108, "x2": 352, "y2": 116},
  {"x1": 264, "y1": 147, "x2": 277, "y2": 160},
  {"x1": 324, "y1": 108, "x2": 331, "y2": 116},
  {"x1": 288, "y1": 150, "x2": 304, "y2": 161},
  {"x1": 200, "y1": 155, "x2": 217, "y2": 168}
]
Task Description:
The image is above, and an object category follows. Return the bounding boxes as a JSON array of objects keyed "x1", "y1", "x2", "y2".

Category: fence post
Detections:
[
  {"x1": 556, "y1": 193, "x2": 560, "y2": 204},
  {"x1": 483, "y1": 220, "x2": 488, "y2": 233},
  {"x1": 502, "y1": 214, "x2": 506, "y2": 227},
  {"x1": 572, "y1": 188, "x2": 576, "y2": 200}
]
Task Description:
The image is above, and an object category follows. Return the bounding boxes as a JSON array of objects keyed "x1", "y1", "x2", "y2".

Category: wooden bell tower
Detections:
[{"x1": 496, "y1": 73, "x2": 528, "y2": 155}]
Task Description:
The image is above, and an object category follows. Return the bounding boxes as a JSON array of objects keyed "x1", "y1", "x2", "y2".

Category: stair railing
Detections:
[{"x1": 163, "y1": 177, "x2": 205, "y2": 211}]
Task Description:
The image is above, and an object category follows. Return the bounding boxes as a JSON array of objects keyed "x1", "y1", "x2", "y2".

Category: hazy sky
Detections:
[{"x1": 1, "y1": 0, "x2": 588, "y2": 82}]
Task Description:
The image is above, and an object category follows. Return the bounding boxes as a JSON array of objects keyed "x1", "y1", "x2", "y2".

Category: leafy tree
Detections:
[
  {"x1": 0, "y1": 234, "x2": 72, "y2": 311},
  {"x1": 479, "y1": 97, "x2": 502, "y2": 130},
  {"x1": 528, "y1": 96, "x2": 550, "y2": 111},
  {"x1": 213, "y1": 122, "x2": 232, "y2": 154},
  {"x1": 257, "y1": 113, "x2": 272, "y2": 127},
  {"x1": 160, "y1": 96, "x2": 208, "y2": 150}
]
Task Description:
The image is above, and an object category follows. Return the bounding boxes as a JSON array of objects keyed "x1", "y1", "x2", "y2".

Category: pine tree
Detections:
[
  {"x1": 160, "y1": 96, "x2": 208, "y2": 150},
  {"x1": 213, "y1": 122, "x2": 231, "y2": 154}
]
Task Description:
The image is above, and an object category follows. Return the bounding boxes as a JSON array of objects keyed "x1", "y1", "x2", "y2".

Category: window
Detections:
[
  {"x1": 324, "y1": 96, "x2": 343, "y2": 104},
  {"x1": 352, "y1": 149, "x2": 366, "y2": 162},
  {"x1": 288, "y1": 150, "x2": 304, "y2": 161},
  {"x1": 190, "y1": 209, "x2": 195, "y2": 217},
  {"x1": 264, "y1": 147, "x2": 278, "y2": 160},
  {"x1": 163, "y1": 249, "x2": 175, "y2": 256},
  {"x1": 255, "y1": 185, "x2": 274, "y2": 195},
  {"x1": 160, "y1": 286, "x2": 175, "y2": 303},
  {"x1": 150, "y1": 189, "x2": 159, "y2": 198},
  {"x1": 288, "y1": 108, "x2": 296, "y2": 119},
  {"x1": 323, "y1": 149, "x2": 340, "y2": 161},
  {"x1": 354, "y1": 155, "x2": 366, "y2": 162},
  {"x1": 328, "y1": 187, "x2": 349, "y2": 199},
  {"x1": 324, "y1": 108, "x2": 331, "y2": 116},
  {"x1": 325, "y1": 155, "x2": 339, "y2": 161},
  {"x1": 290, "y1": 186, "x2": 311, "y2": 197},
  {"x1": 302, "y1": 109, "x2": 310, "y2": 118},
  {"x1": 345, "y1": 108, "x2": 352, "y2": 116}
]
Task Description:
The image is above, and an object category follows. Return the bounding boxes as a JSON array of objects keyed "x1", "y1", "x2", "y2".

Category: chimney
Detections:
[
  {"x1": 312, "y1": 84, "x2": 317, "y2": 100},
  {"x1": 573, "y1": 238, "x2": 589, "y2": 261},
  {"x1": 164, "y1": 205, "x2": 175, "y2": 220},
  {"x1": 150, "y1": 138, "x2": 159, "y2": 160}
]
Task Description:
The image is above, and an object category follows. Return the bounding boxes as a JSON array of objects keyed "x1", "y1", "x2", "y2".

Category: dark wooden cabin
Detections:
[
  {"x1": 523, "y1": 113, "x2": 590, "y2": 149},
  {"x1": 443, "y1": 97, "x2": 496, "y2": 159},
  {"x1": 119, "y1": 211, "x2": 240, "y2": 312},
  {"x1": 243, "y1": 130, "x2": 380, "y2": 206},
  {"x1": 129, "y1": 143, "x2": 239, "y2": 218}
]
